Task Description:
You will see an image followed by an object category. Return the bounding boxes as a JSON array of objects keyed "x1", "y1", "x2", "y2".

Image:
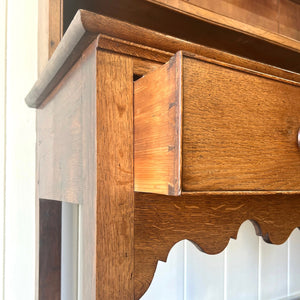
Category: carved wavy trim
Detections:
[
  {"x1": 141, "y1": 222, "x2": 300, "y2": 299},
  {"x1": 134, "y1": 192, "x2": 300, "y2": 298}
]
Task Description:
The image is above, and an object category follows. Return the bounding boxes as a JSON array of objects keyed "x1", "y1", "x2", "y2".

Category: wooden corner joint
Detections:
[{"x1": 134, "y1": 52, "x2": 183, "y2": 196}]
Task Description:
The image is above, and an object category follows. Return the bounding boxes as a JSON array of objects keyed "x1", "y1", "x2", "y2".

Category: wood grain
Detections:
[
  {"x1": 37, "y1": 41, "x2": 98, "y2": 298},
  {"x1": 182, "y1": 53, "x2": 300, "y2": 191},
  {"x1": 27, "y1": 10, "x2": 300, "y2": 108},
  {"x1": 135, "y1": 51, "x2": 300, "y2": 193},
  {"x1": 49, "y1": 0, "x2": 62, "y2": 57},
  {"x1": 59, "y1": 0, "x2": 300, "y2": 50},
  {"x1": 151, "y1": 0, "x2": 300, "y2": 41},
  {"x1": 28, "y1": 11, "x2": 99, "y2": 108},
  {"x1": 185, "y1": 0, "x2": 279, "y2": 33},
  {"x1": 38, "y1": 42, "x2": 98, "y2": 204},
  {"x1": 38, "y1": 0, "x2": 62, "y2": 74},
  {"x1": 96, "y1": 34, "x2": 300, "y2": 84},
  {"x1": 134, "y1": 192, "x2": 300, "y2": 298},
  {"x1": 39, "y1": 199, "x2": 61, "y2": 300},
  {"x1": 134, "y1": 53, "x2": 182, "y2": 195},
  {"x1": 178, "y1": 0, "x2": 300, "y2": 40},
  {"x1": 76, "y1": 42, "x2": 97, "y2": 299},
  {"x1": 279, "y1": 0, "x2": 300, "y2": 40},
  {"x1": 39, "y1": 0, "x2": 300, "y2": 76},
  {"x1": 37, "y1": 44, "x2": 135, "y2": 299},
  {"x1": 29, "y1": 8, "x2": 300, "y2": 299},
  {"x1": 82, "y1": 7, "x2": 300, "y2": 72},
  {"x1": 96, "y1": 50, "x2": 134, "y2": 299}
]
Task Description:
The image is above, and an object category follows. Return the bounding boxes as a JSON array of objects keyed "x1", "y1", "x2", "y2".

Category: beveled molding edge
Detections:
[
  {"x1": 26, "y1": 10, "x2": 300, "y2": 108},
  {"x1": 26, "y1": 11, "x2": 98, "y2": 108},
  {"x1": 134, "y1": 192, "x2": 300, "y2": 298}
]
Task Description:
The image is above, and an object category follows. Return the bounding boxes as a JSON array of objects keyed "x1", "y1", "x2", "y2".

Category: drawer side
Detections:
[{"x1": 134, "y1": 53, "x2": 182, "y2": 195}]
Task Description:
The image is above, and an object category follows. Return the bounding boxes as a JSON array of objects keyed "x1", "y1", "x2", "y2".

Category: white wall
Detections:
[{"x1": 0, "y1": 0, "x2": 37, "y2": 299}]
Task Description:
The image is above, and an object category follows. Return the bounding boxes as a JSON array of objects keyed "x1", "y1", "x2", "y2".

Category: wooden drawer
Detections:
[{"x1": 134, "y1": 51, "x2": 300, "y2": 195}]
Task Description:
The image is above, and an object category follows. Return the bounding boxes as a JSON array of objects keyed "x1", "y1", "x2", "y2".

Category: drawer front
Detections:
[
  {"x1": 183, "y1": 55, "x2": 300, "y2": 191},
  {"x1": 134, "y1": 51, "x2": 300, "y2": 195}
]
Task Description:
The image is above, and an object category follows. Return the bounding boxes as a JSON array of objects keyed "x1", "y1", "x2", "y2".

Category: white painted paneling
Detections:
[
  {"x1": 0, "y1": 0, "x2": 7, "y2": 297},
  {"x1": 225, "y1": 221, "x2": 259, "y2": 299},
  {"x1": 141, "y1": 221, "x2": 300, "y2": 300},
  {"x1": 288, "y1": 228, "x2": 300, "y2": 297},
  {"x1": 4, "y1": 0, "x2": 37, "y2": 299},
  {"x1": 141, "y1": 241, "x2": 184, "y2": 300},
  {"x1": 259, "y1": 238, "x2": 288, "y2": 299},
  {"x1": 61, "y1": 203, "x2": 78, "y2": 300},
  {"x1": 185, "y1": 240, "x2": 224, "y2": 300}
]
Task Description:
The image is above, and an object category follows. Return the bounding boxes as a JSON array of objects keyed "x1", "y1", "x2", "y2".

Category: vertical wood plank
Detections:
[
  {"x1": 288, "y1": 228, "x2": 300, "y2": 296},
  {"x1": 38, "y1": 0, "x2": 62, "y2": 74},
  {"x1": 37, "y1": 41, "x2": 98, "y2": 299},
  {"x1": 96, "y1": 50, "x2": 134, "y2": 299},
  {"x1": 141, "y1": 241, "x2": 184, "y2": 300},
  {"x1": 77, "y1": 42, "x2": 97, "y2": 300},
  {"x1": 39, "y1": 199, "x2": 61, "y2": 300},
  {"x1": 185, "y1": 241, "x2": 224, "y2": 300},
  {"x1": 38, "y1": 56, "x2": 91, "y2": 204},
  {"x1": 226, "y1": 221, "x2": 259, "y2": 299},
  {"x1": 48, "y1": 0, "x2": 62, "y2": 57},
  {"x1": 38, "y1": 0, "x2": 49, "y2": 73},
  {"x1": 134, "y1": 53, "x2": 182, "y2": 195},
  {"x1": 259, "y1": 238, "x2": 288, "y2": 299}
]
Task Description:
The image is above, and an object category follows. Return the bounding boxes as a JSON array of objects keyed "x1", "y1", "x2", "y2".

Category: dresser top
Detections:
[{"x1": 26, "y1": 9, "x2": 300, "y2": 108}]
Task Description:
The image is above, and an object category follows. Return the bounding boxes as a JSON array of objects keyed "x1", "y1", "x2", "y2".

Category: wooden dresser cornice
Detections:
[{"x1": 27, "y1": 9, "x2": 300, "y2": 108}]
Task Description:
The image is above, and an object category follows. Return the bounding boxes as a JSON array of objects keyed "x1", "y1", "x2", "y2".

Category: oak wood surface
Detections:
[
  {"x1": 279, "y1": 0, "x2": 300, "y2": 40},
  {"x1": 96, "y1": 50, "x2": 134, "y2": 299},
  {"x1": 29, "y1": 9, "x2": 300, "y2": 300},
  {"x1": 59, "y1": 0, "x2": 300, "y2": 48},
  {"x1": 38, "y1": 0, "x2": 300, "y2": 80},
  {"x1": 182, "y1": 53, "x2": 300, "y2": 191},
  {"x1": 151, "y1": 0, "x2": 300, "y2": 41},
  {"x1": 37, "y1": 41, "x2": 98, "y2": 298},
  {"x1": 96, "y1": 34, "x2": 300, "y2": 84},
  {"x1": 134, "y1": 53, "x2": 182, "y2": 195},
  {"x1": 185, "y1": 0, "x2": 280, "y2": 34},
  {"x1": 38, "y1": 0, "x2": 62, "y2": 74},
  {"x1": 28, "y1": 11, "x2": 98, "y2": 108},
  {"x1": 175, "y1": 0, "x2": 300, "y2": 40},
  {"x1": 79, "y1": 7, "x2": 300, "y2": 73},
  {"x1": 39, "y1": 0, "x2": 300, "y2": 75},
  {"x1": 135, "y1": 51, "x2": 300, "y2": 193},
  {"x1": 76, "y1": 42, "x2": 97, "y2": 299},
  {"x1": 38, "y1": 44, "x2": 97, "y2": 204},
  {"x1": 134, "y1": 192, "x2": 300, "y2": 298},
  {"x1": 60, "y1": 0, "x2": 299, "y2": 39},
  {"x1": 27, "y1": 10, "x2": 300, "y2": 108},
  {"x1": 37, "y1": 45, "x2": 135, "y2": 299}
]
